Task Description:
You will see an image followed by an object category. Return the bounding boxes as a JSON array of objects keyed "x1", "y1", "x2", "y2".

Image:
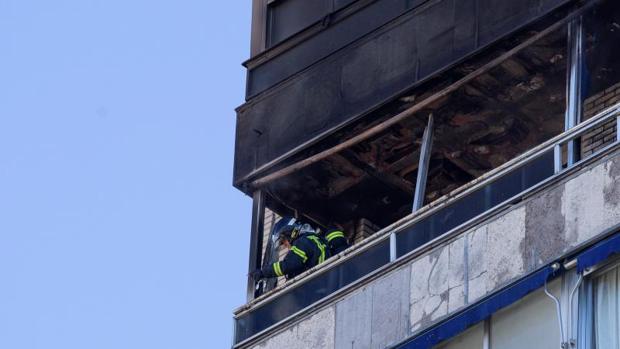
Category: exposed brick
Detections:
[
  {"x1": 591, "y1": 140, "x2": 604, "y2": 149},
  {"x1": 605, "y1": 121, "x2": 617, "y2": 130},
  {"x1": 601, "y1": 128, "x2": 615, "y2": 138},
  {"x1": 581, "y1": 85, "x2": 620, "y2": 158},
  {"x1": 599, "y1": 93, "x2": 615, "y2": 104}
]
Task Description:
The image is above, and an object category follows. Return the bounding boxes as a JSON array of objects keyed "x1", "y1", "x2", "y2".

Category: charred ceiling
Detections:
[{"x1": 259, "y1": 20, "x2": 568, "y2": 232}]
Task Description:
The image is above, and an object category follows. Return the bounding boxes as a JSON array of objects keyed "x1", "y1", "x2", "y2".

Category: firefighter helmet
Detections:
[{"x1": 272, "y1": 216, "x2": 302, "y2": 243}]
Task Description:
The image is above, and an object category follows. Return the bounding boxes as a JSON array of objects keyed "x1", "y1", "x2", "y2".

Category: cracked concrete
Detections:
[
  {"x1": 427, "y1": 247, "x2": 449, "y2": 296},
  {"x1": 486, "y1": 207, "x2": 526, "y2": 291},
  {"x1": 409, "y1": 153, "x2": 620, "y2": 336},
  {"x1": 410, "y1": 247, "x2": 449, "y2": 331},
  {"x1": 410, "y1": 236, "x2": 469, "y2": 331},
  {"x1": 467, "y1": 226, "x2": 488, "y2": 303},
  {"x1": 525, "y1": 185, "x2": 566, "y2": 269},
  {"x1": 448, "y1": 236, "x2": 466, "y2": 290},
  {"x1": 448, "y1": 236, "x2": 466, "y2": 312}
]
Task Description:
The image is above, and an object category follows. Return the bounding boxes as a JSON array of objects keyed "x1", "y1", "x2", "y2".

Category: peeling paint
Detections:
[
  {"x1": 563, "y1": 165, "x2": 608, "y2": 244},
  {"x1": 604, "y1": 158, "x2": 620, "y2": 207},
  {"x1": 525, "y1": 185, "x2": 566, "y2": 269},
  {"x1": 486, "y1": 207, "x2": 526, "y2": 290}
]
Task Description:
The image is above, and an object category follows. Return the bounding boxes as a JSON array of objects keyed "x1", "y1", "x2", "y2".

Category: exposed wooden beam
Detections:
[
  {"x1": 500, "y1": 58, "x2": 529, "y2": 78},
  {"x1": 397, "y1": 162, "x2": 420, "y2": 177},
  {"x1": 385, "y1": 148, "x2": 421, "y2": 173},
  {"x1": 443, "y1": 152, "x2": 487, "y2": 178},
  {"x1": 324, "y1": 154, "x2": 367, "y2": 197},
  {"x1": 339, "y1": 151, "x2": 414, "y2": 195}
]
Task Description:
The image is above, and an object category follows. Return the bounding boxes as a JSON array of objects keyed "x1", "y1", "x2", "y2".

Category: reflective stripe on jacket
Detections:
[
  {"x1": 261, "y1": 234, "x2": 329, "y2": 279},
  {"x1": 325, "y1": 229, "x2": 349, "y2": 255}
]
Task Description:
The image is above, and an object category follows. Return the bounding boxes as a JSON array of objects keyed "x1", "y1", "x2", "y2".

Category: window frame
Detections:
[{"x1": 578, "y1": 257, "x2": 620, "y2": 349}]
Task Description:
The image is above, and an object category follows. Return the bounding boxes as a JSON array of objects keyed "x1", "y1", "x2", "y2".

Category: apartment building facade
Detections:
[{"x1": 232, "y1": 0, "x2": 620, "y2": 348}]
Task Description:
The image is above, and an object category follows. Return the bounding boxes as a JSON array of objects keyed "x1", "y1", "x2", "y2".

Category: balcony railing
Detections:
[{"x1": 233, "y1": 102, "x2": 620, "y2": 347}]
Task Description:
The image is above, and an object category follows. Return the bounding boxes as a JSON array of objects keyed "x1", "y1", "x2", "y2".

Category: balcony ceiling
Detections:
[{"x1": 263, "y1": 27, "x2": 566, "y2": 229}]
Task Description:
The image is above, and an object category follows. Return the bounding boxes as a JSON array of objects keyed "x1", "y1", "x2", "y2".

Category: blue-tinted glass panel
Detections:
[{"x1": 396, "y1": 150, "x2": 554, "y2": 258}]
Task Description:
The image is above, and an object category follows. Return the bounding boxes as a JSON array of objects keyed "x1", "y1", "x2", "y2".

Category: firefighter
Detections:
[
  {"x1": 250, "y1": 217, "x2": 330, "y2": 281},
  {"x1": 323, "y1": 226, "x2": 349, "y2": 255}
]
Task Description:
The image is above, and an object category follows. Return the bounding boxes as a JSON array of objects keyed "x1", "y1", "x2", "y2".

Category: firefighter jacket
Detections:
[
  {"x1": 261, "y1": 234, "x2": 329, "y2": 279},
  {"x1": 325, "y1": 229, "x2": 349, "y2": 255}
]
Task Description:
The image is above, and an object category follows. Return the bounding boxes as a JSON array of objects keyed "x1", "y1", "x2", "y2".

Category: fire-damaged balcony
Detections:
[
  {"x1": 236, "y1": 0, "x2": 577, "y2": 185},
  {"x1": 236, "y1": 0, "x2": 586, "y2": 234},
  {"x1": 233, "y1": 0, "x2": 620, "y2": 347},
  {"x1": 249, "y1": 22, "x2": 569, "y2": 231}
]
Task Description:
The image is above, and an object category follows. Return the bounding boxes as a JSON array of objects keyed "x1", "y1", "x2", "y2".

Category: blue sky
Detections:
[{"x1": 0, "y1": 1, "x2": 252, "y2": 347}]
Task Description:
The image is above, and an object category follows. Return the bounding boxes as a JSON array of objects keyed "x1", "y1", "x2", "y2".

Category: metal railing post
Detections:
[
  {"x1": 247, "y1": 190, "x2": 266, "y2": 301},
  {"x1": 390, "y1": 233, "x2": 397, "y2": 262},
  {"x1": 566, "y1": 17, "x2": 584, "y2": 168},
  {"x1": 616, "y1": 114, "x2": 620, "y2": 143},
  {"x1": 554, "y1": 144, "x2": 563, "y2": 174}
]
